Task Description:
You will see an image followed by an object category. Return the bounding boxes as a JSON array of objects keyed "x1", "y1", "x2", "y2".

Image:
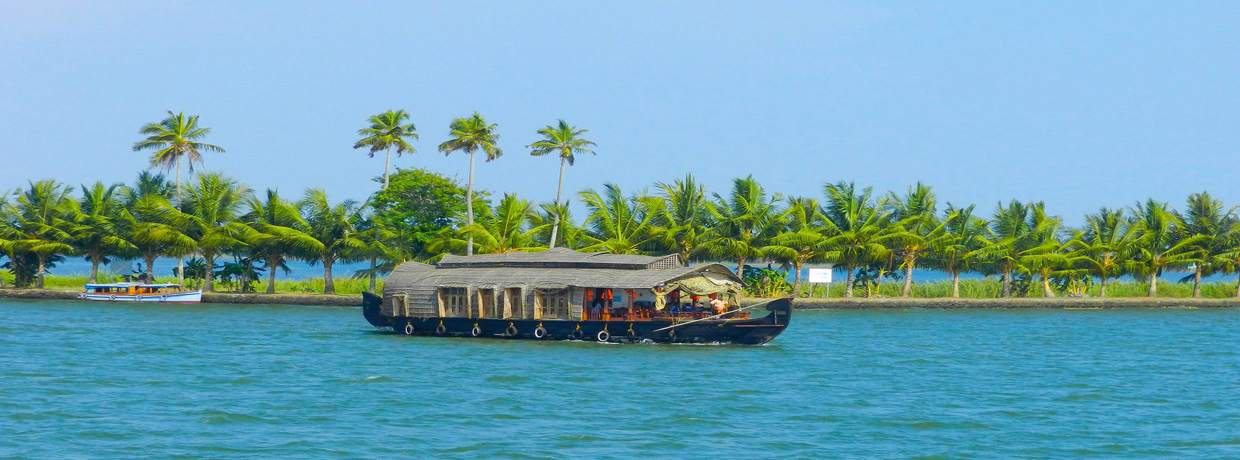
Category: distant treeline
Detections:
[
  {"x1": 4, "y1": 167, "x2": 1240, "y2": 299},
  {"x1": 3, "y1": 110, "x2": 1239, "y2": 299}
]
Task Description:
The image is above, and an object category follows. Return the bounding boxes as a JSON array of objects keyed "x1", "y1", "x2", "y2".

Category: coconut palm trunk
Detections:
[
  {"x1": 791, "y1": 261, "x2": 802, "y2": 297},
  {"x1": 266, "y1": 262, "x2": 278, "y2": 294},
  {"x1": 36, "y1": 256, "x2": 46, "y2": 289},
  {"x1": 1192, "y1": 266, "x2": 1203, "y2": 298},
  {"x1": 176, "y1": 155, "x2": 185, "y2": 285},
  {"x1": 844, "y1": 266, "x2": 855, "y2": 297},
  {"x1": 1041, "y1": 270, "x2": 1055, "y2": 297},
  {"x1": 1001, "y1": 269, "x2": 1012, "y2": 297},
  {"x1": 951, "y1": 271, "x2": 961, "y2": 298},
  {"x1": 549, "y1": 157, "x2": 567, "y2": 249},
  {"x1": 89, "y1": 256, "x2": 102, "y2": 284},
  {"x1": 1148, "y1": 272, "x2": 1158, "y2": 297},
  {"x1": 1099, "y1": 276, "x2": 1108, "y2": 297},
  {"x1": 1235, "y1": 274, "x2": 1239, "y2": 298},
  {"x1": 323, "y1": 259, "x2": 336, "y2": 294},
  {"x1": 203, "y1": 253, "x2": 216, "y2": 292},
  {"x1": 145, "y1": 255, "x2": 156, "y2": 281},
  {"x1": 902, "y1": 260, "x2": 915, "y2": 297},
  {"x1": 383, "y1": 145, "x2": 392, "y2": 190},
  {"x1": 466, "y1": 151, "x2": 475, "y2": 256},
  {"x1": 369, "y1": 259, "x2": 377, "y2": 292}
]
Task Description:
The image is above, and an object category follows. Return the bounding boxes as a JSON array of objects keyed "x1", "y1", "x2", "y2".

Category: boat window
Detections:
[
  {"x1": 476, "y1": 288, "x2": 495, "y2": 318},
  {"x1": 535, "y1": 290, "x2": 570, "y2": 320},
  {"x1": 504, "y1": 288, "x2": 523, "y2": 319},
  {"x1": 440, "y1": 287, "x2": 468, "y2": 317}
]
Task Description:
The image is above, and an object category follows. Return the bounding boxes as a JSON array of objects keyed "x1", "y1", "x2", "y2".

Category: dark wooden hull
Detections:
[{"x1": 361, "y1": 293, "x2": 792, "y2": 345}]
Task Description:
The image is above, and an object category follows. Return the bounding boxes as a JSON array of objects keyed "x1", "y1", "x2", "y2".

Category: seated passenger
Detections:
[
  {"x1": 710, "y1": 296, "x2": 727, "y2": 314},
  {"x1": 590, "y1": 300, "x2": 603, "y2": 319}
]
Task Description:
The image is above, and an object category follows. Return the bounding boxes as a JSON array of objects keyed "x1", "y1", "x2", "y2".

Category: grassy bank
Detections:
[
  {"x1": 2, "y1": 273, "x2": 383, "y2": 297},
  {"x1": 8, "y1": 273, "x2": 1239, "y2": 300},
  {"x1": 794, "y1": 278, "x2": 1240, "y2": 299}
]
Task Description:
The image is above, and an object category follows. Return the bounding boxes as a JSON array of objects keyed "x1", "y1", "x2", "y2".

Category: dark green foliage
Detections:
[{"x1": 368, "y1": 168, "x2": 477, "y2": 258}]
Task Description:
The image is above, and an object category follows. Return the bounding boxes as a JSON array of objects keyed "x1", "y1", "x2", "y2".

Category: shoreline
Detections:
[
  {"x1": 4, "y1": 288, "x2": 1239, "y2": 309},
  {"x1": 0, "y1": 288, "x2": 360, "y2": 307},
  {"x1": 763, "y1": 296, "x2": 1240, "y2": 309}
]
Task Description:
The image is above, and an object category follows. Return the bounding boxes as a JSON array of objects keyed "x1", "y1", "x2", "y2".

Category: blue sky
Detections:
[{"x1": 2, "y1": 1, "x2": 1237, "y2": 226}]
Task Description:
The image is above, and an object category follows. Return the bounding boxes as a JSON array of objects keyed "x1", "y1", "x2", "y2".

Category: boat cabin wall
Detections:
[{"x1": 381, "y1": 283, "x2": 666, "y2": 322}]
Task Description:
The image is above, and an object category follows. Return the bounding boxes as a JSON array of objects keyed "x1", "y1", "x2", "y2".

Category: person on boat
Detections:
[
  {"x1": 591, "y1": 298, "x2": 604, "y2": 319},
  {"x1": 710, "y1": 295, "x2": 727, "y2": 315}
]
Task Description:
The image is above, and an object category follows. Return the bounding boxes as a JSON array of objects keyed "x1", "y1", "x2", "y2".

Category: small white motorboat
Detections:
[{"x1": 78, "y1": 282, "x2": 203, "y2": 303}]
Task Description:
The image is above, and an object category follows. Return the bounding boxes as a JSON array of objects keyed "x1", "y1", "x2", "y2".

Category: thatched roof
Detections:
[
  {"x1": 438, "y1": 248, "x2": 682, "y2": 270},
  {"x1": 387, "y1": 249, "x2": 738, "y2": 291}
]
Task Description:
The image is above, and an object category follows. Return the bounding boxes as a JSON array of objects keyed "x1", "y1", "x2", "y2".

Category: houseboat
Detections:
[
  {"x1": 361, "y1": 248, "x2": 793, "y2": 345},
  {"x1": 78, "y1": 282, "x2": 203, "y2": 303}
]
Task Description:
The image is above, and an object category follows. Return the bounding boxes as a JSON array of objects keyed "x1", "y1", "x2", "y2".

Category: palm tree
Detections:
[
  {"x1": 11, "y1": 180, "x2": 76, "y2": 288},
  {"x1": 1020, "y1": 228, "x2": 1072, "y2": 298},
  {"x1": 643, "y1": 174, "x2": 709, "y2": 263},
  {"x1": 820, "y1": 181, "x2": 908, "y2": 297},
  {"x1": 72, "y1": 182, "x2": 136, "y2": 283},
  {"x1": 1075, "y1": 208, "x2": 1135, "y2": 297},
  {"x1": 350, "y1": 207, "x2": 391, "y2": 293},
  {"x1": 181, "y1": 172, "x2": 253, "y2": 292},
  {"x1": 928, "y1": 204, "x2": 992, "y2": 297},
  {"x1": 1021, "y1": 205, "x2": 1066, "y2": 297},
  {"x1": 430, "y1": 193, "x2": 541, "y2": 255},
  {"x1": 439, "y1": 112, "x2": 502, "y2": 256},
  {"x1": 119, "y1": 173, "x2": 192, "y2": 282},
  {"x1": 988, "y1": 200, "x2": 1060, "y2": 297},
  {"x1": 1177, "y1": 192, "x2": 1238, "y2": 297},
  {"x1": 133, "y1": 111, "x2": 224, "y2": 284},
  {"x1": 242, "y1": 189, "x2": 323, "y2": 294},
  {"x1": 368, "y1": 210, "x2": 431, "y2": 270},
  {"x1": 354, "y1": 110, "x2": 418, "y2": 190},
  {"x1": 762, "y1": 197, "x2": 827, "y2": 295},
  {"x1": 127, "y1": 171, "x2": 174, "y2": 203},
  {"x1": 700, "y1": 176, "x2": 785, "y2": 276},
  {"x1": 1, "y1": 188, "x2": 23, "y2": 287},
  {"x1": 300, "y1": 189, "x2": 366, "y2": 294},
  {"x1": 1128, "y1": 199, "x2": 1204, "y2": 297},
  {"x1": 578, "y1": 184, "x2": 657, "y2": 255},
  {"x1": 528, "y1": 203, "x2": 586, "y2": 250},
  {"x1": 887, "y1": 183, "x2": 941, "y2": 297},
  {"x1": 121, "y1": 194, "x2": 195, "y2": 282},
  {"x1": 1216, "y1": 224, "x2": 1240, "y2": 298},
  {"x1": 529, "y1": 120, "x2": 597, "y2": 249}
]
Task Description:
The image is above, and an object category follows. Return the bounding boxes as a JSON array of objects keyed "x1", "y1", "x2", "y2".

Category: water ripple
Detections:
[{"x1": 3, "y1": 301, "x2": 1240, "y2": 458}]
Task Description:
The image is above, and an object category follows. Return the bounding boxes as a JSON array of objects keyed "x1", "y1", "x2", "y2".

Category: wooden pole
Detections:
[{"x1": 653, "y1": 298, "x2": 780, "y2": 332}]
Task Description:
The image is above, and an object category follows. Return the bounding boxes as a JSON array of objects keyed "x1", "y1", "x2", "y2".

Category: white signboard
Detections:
[{"x1": 808, "y1": 268, "x2": 833, "y2": 284}]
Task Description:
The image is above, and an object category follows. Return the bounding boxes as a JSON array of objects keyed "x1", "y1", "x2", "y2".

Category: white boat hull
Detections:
[{"x1": 77, "y1": 291, "x2": 203, "y2": 303}]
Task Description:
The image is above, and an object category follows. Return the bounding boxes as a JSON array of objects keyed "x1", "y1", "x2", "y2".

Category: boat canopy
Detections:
[
  {"x1": 388, "y1": 252, "x2": 741, "y2": 293},
  {"x1": 382, "y1": 249, "x2": 745, "y2": 320},
  {"x1": 84, "y1": 283, "x2": 183, "y2": 289}
]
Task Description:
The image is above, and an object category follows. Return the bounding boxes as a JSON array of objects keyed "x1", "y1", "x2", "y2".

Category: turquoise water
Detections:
[{"x1": 3, "y1": 300, "x2": 1239, "y2": 458}]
